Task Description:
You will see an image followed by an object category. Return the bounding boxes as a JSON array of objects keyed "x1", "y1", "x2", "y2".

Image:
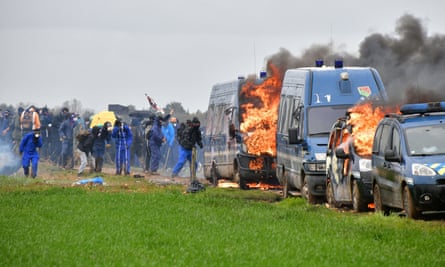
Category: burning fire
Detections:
[
  {"x1": 249, "y1": 158, "x2": 264, "y2": 170},
  {"x1": 347, "y1": 101, "x2": 399, "y2": 156},
  {"x1": 239, "y1": 64, "x2": 282, "y2": 157}
]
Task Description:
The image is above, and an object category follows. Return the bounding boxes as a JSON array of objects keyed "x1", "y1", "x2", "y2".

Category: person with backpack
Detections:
[
  {"x1": 20, "y1": 106, "x2": 40, "y2": 136},
  {"x1": 76, "y1": 129, "x2": 94, "y2": 177},
  {"x1": 171, "y1": 117, "x2": 203, "y2": 178},
  {"x1": 19, "y1": 130, "x2": 43, "y2": 178},
  {"x1": 91, "y1": 122, "x2": 112, "y2": 173}
]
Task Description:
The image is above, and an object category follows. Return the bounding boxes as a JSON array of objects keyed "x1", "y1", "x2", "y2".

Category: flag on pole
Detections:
[{"x1": 145, "y1": 93, "x2": 164, "y2": 114}]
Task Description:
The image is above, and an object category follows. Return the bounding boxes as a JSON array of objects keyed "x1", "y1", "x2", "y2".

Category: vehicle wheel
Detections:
[
  {"x1": 326, "y1": 180, "x2": 338, "y2": 208},
  {"x1": 352, "y1": 180, "x2": 368, "y2": 212},
  {"x1": 403, "y1": 186, "x2": 421, "y2": 219},
  {"x1": 210, "y1": 164, "x2": 218, "y2": 187},
  {"x1": 302, "y1": 177, "x2": 316, "y2": 204},
  {"x1": 373, "y1": 183, "x2": 390, "y2": 216},
  {"x1": 282, "y1": 173, "x2": 289, "y2": 198},
  {"x1": 235, "y1": 167, "x2": 248, "y2": 190}
]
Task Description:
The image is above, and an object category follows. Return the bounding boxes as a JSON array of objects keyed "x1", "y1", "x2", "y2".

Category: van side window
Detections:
[
  {"x1": 297, "y1": 107, "x2": 304, "y2": 139},
  {"x1": 372, "y1": 125, "x2": 383, "y2": 154},
  {"x1": 378, "y1": 124, "x2": 392, "y2": 156},
  {"x1": 278, "y1": 96, "x2": 288, "y2": 133},
  {"x1": 391, "y1": 129, "x2": 401, "y2": 156}
]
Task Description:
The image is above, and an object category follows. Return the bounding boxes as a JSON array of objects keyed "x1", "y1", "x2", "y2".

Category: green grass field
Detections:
[{"x1": 1, "y1": 172, "x2": 445, "y2": 267}]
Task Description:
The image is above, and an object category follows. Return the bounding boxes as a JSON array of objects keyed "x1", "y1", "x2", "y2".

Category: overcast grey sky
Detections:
[{"x1": 1, "y1": 0, "x2": 444, "y2": 113}]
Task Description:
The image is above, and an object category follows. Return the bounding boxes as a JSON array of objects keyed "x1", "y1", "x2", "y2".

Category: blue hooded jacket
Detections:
[
  {"x1": 112, "y1": 124, "x2": 133, "y2": 150},
  {"x1": 149, "y1": 117, "x2": 164, "y2": 147}
]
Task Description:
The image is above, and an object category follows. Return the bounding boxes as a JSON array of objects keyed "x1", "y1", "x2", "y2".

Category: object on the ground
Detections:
[
  {"x1": 133, "y1": 174, "x2": 145, "y2": 178},
  {"x1": 186, "y1": 180, "x2": 205, "y2": 193},
  {"x1": 73, "y1": 177, "x2": 104, "y2": 186}
]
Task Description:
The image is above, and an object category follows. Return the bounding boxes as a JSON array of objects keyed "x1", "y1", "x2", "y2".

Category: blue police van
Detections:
[
  {"x1": 372, "y1": 102, "x2": 445, "y2": 219},
  {"x1": 276, "y1": 60, "x2": 388, "y2": 203}
]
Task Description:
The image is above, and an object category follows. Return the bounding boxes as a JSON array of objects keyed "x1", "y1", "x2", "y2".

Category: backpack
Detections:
[
  {"x1": 21, "y1": 110, "x2": 32, "y2": 130},
  {"x1": 179, "y1": 125, "x2": 194, "y2": 150},
  {"x1": 176, "y1": 122, "x2": 186, "y2": 141}
]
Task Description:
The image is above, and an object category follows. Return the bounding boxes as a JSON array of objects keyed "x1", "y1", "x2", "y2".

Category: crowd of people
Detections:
[{"x1": 0, "y1": 105, "x2": 203, "y2": 179}]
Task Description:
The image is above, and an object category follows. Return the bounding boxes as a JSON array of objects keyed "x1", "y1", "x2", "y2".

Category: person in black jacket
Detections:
[
  {"x1": 171, "y1": 117, "x2": 203, "y2": 178},
  {"x1": 76, "y1": 129, "x2": 94, "y2": 177}
]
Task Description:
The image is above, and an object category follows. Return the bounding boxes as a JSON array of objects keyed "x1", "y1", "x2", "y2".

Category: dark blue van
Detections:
[
  {"x1": 276, "y1": 60, "x2": 388, "y2": 203},
  {"x1": 372, "y1": 102, "x2": 445, "y2": 219}
]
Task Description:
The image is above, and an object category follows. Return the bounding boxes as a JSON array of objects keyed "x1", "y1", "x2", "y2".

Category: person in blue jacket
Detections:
[
  {"x1": 112, "y1": 119, "x2": 133, "y2": 175},
  {"x1": 58, "y1": 112, "x2": 75, "y2": 169},
  {"x1": 149, "y1": 115, "x2": 167, "y2": 175},
  {"x1": 161, "y1": 116, "x2": 175, "y2": 168},
  {"x1": 19, "y1": 130, "x2": 43, "y2": 178}
]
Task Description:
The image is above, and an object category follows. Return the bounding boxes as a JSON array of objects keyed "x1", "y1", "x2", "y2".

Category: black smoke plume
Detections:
[{"x1": 265, "y1": 14, "x2": 445, "y2": 104}]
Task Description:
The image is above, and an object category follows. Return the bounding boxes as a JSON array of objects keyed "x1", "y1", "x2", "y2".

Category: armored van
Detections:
[
  {"x1": 203, "y1": 75, "x2": 279, "y2": 189},
  {"x1": 276, "y1": 60, "x2": 388, "y2": 203}
]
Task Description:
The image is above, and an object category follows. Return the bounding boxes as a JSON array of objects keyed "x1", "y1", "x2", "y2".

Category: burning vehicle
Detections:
[
  {"x1": 372, "y1": 102, "x2": 445, "y2": 219},
  {"x1": 203, "y1": 67, "x2": 281, "y2": 189},
  {"x1": 276, "y1": 60, "x2": 388, "y2": 203},
  {"x1": 326, "y1": 101, "x2": 397, "y2": 211}
]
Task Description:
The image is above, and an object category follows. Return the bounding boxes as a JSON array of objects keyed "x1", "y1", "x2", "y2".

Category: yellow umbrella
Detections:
[{"x1": 90, "y1": 111, "x2": 116, "y2": 128}]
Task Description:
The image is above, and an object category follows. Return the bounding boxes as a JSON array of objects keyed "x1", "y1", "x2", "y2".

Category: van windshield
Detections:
[
  {"x1": 307, "y1": 106, "x2": 350, "y2": 135},
  {"x1": 406, "y1": 124, "x2": 445, "y2": 156}
]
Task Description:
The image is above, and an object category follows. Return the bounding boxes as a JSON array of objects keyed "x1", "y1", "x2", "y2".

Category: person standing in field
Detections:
[
  {"x1": 92, "y1": 122, "x2": 112, "y2": 173},
  {"x1": 19, "y1": 129, "x2": 43, "y2": 178},
  {"x1": 161, "y1": 115, "x2": 175, "y2": 169},
  {"x1": 112, "y1": 119, "x2": 133, "y2": 175},
  {"x1": 58, "y1": 112, "x2": 75, "y2": 169},
  {"x1": 148, "y1": 115, "x2": 166, "y2": 175}
]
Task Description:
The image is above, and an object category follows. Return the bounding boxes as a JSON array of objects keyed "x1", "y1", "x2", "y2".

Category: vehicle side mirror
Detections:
[
  {"x1": 384, "y1": 149, "x2": 401, "y2": 162},
  {"x1": 289, "y1": 128, "x2": 302, "y2": 144},
  {"x1": 326, "y1": 148, "x2": 332, "y2": 156},
  {"x1": 335, "y1": 147, "x2": 349, "y2": 159}
]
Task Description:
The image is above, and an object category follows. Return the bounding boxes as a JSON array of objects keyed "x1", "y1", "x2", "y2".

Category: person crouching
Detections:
[{"x1": 76, "y1": 129, "x2": 94, "y2": 177}]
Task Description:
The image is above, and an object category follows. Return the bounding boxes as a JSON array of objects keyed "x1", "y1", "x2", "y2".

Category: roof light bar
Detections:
[
  {"x1": 400, "y1": 102, "x2": 445, "y2": 115},
  {"x1": 315, "y1": 59, "x2": 324, "y2": 67},
  {"x1": 334, "y1": 59, "x2": 343, "y2": 68}
]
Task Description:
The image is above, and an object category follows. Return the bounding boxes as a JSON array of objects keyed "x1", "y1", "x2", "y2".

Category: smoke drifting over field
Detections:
[{"x1": 266, "y1": 14, "x2": 445, "y2": 104}]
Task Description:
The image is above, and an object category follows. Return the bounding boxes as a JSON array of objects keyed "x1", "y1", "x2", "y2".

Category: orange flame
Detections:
[
  {"x1": 249, "y1": 158, "x2": 264, "y2": 170},
  {"x1": 245, "y1": 181, "x2": 283, "y2": 190},
  {"x1": 347, "y1": 102, "x2": 399, "y2": 156},
  {"x1": 239, "y1": 64, "x2": 282, "y2": 158}
]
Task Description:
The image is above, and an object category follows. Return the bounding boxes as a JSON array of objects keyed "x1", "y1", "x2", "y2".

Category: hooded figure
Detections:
[
  {"x1": 148, "y1": 115, "x2": 165, "y2": 175},
  {"x1": 171, "y1": 117, "x2": 203, "y2": 178},
  {"x1": 19, "y1": 130, "x2": 43, "y2": 178},
  {"x1": 112, "y1": 119, "x2": 133, "y2": 175},
  {"x1": 92, "y1": 122, "x2": 112, "y2": 173}
]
